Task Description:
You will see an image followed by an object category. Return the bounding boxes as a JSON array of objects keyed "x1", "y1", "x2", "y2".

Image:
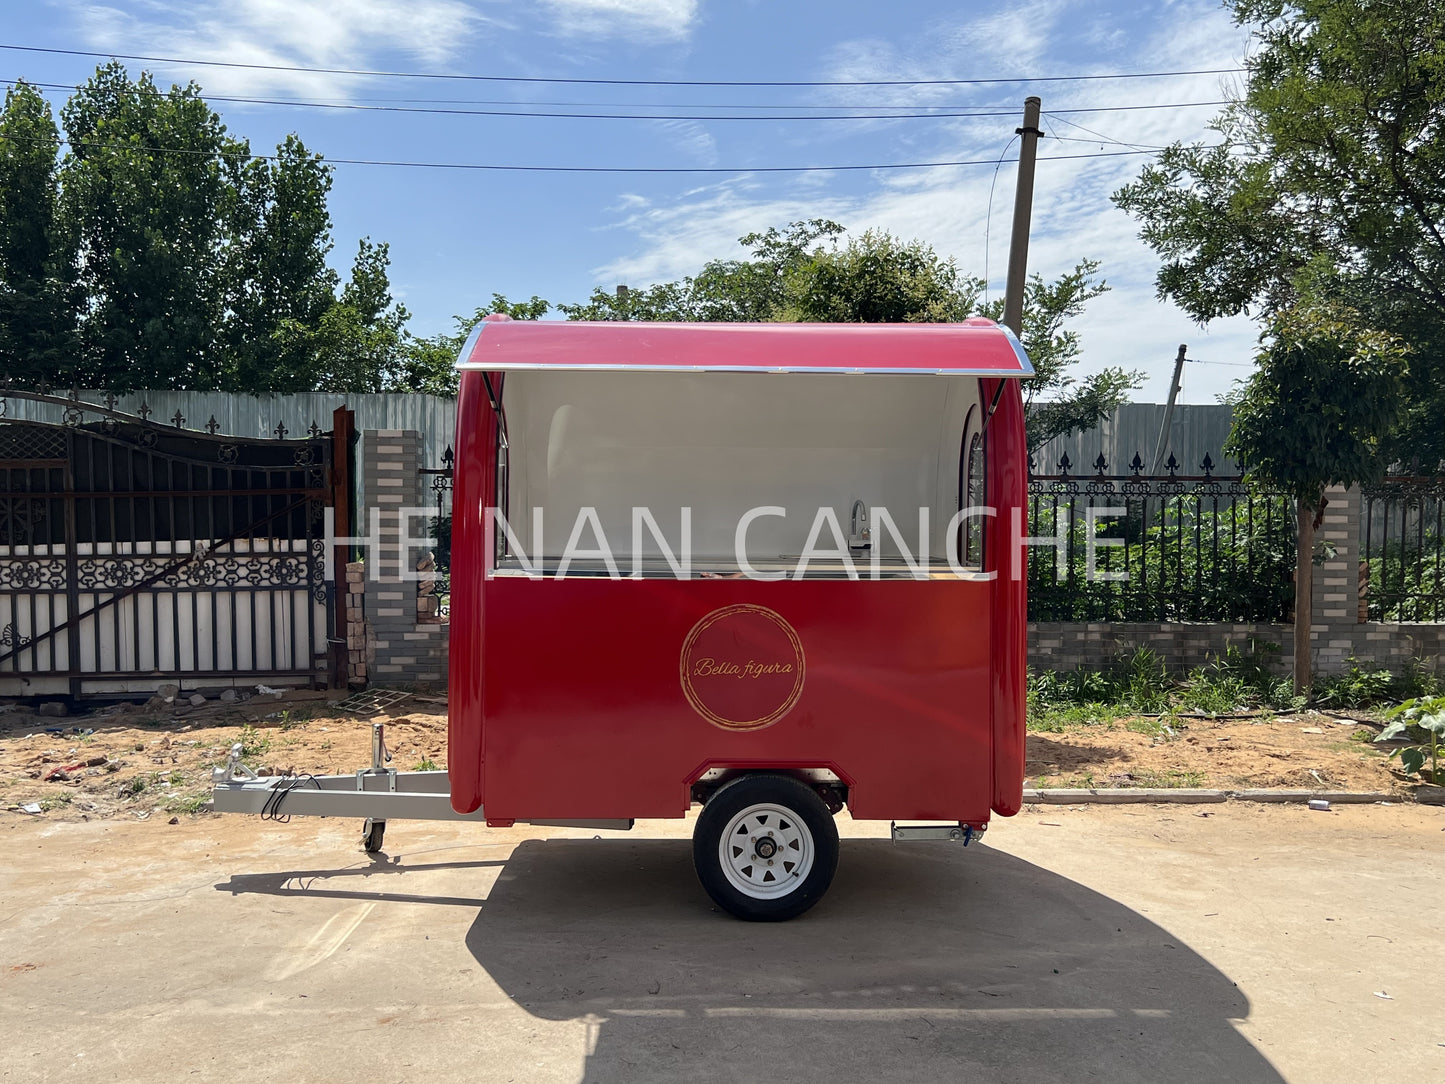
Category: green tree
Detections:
[
  {"x1": 562, "y1": 220, "x2": 1130, "y2": 448},
  {"x1": 59, "y1": 63, "x2": 237, "y2": 389},
  {"x1": 1113, "y1": 0, "x2": 1445, "y2": 462},
  {"x1": 0, "y1": 64, "x2": 409, "y2": 392},
  {"x1": 1224, "y1": 305, "x2": 1408, "y2": 692},
  {"x1": 309, "y1": 240, "x2": 411, "y2": 392},
  {"x1": 977, "y1": 260, "x2": 1135, "y2": 451},
  {"x1": 221, "y1": 134, "x2": 340, "y2": 392},
  {"x1": 391, "y1": 293, "x2": 550, "y2": 397},
  {"x1": 784, "y1": 229, "x2": 980, "y2": 323},
  {"x1": 0, "y1": 81, "x2": 75, "y2": 379}
]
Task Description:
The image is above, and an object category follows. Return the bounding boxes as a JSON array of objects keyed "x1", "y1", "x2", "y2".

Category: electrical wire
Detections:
[
  {"x1": 6, "y1": 79, "x2": 1230, "y2": 121},
  {"x1": 0, "y1": 44, "x2": 1246, "y2": 87},
  {"x1": 260, "y1": 773, "x2": 321, "y2": 822},
  {"x1": 22, "y1": 129, "x2": 1165, "y2": 172},
  {"x1": 982, "y1": 133, "x2": 1019, "y2": 306}
]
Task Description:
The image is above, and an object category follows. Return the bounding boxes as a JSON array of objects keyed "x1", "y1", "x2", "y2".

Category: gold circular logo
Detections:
[{"x1": 680, "y1": 604, "x2": 805, "y2": 732}]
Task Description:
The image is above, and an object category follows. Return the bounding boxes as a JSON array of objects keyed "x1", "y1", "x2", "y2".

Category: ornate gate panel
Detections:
[{"x1": 0, "y1": 391, "x2": 333, "y2": 698}]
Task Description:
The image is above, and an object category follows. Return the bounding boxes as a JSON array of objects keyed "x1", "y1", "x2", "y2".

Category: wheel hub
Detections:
[{"x1": 717, "y1": 803, "x2": 815, "y2": 899}]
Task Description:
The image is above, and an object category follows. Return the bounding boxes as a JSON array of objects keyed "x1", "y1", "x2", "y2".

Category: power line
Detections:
[
  {"x1": 6, "y1": 79, "x2": 1232, "y2": 122},
  {"x1": 22, "y1": 129, "x2": 1162, "y2": 172},
  {"x1": 0, "y1": 43, "x2": 1245, "y2": 88}
]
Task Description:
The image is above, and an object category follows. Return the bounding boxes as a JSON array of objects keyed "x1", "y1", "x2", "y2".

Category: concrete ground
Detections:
[{"x1": 1, "y1": 802, "x2": 1441, "y2": 1083}]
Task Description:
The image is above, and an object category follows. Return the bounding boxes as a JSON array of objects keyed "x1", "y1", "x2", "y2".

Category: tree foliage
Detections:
[
  {"x1": 560, "y1": 220, "x2": 1129, "y2": 448},
  {"x1": 0, "y1": 82, "x2": 74, "y2": 379},
  {"x1": 394, "y1": 293, "x2": 550, "y2": 397},
  {"x1": 1225, "y1": 305, "x2": 1408, "y2": 502},
  {"x1": 1114, "y1": 0, "x2": 1445, "y2": 462},
  {"x1": 0, "y1": 66, "x2": 408, "y2": 392}
]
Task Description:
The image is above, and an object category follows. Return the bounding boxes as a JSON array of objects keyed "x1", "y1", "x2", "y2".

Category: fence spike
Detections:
[
  {"x1": 1129, "y1": 452, "x2": 1145, "y2": 476},
  {"x1": 1093, "y1": 452, "x2": 1108, "y2": 476},
  {"x1": 443, "y1": 444, "x2": 455, "y2": 470},
  {"x1": 1058, "y1": 452, "x2": 1072, "y2": 477},
  {"x1": 1165, "y1": 452, "x2": 1180, "y2": 477},
  {"x1": 274, "y1": 420, "x2": 288, "y2": 440},
  {"x1": 103, "y1": 392, "x2": 117, "y2": 411},
  {"x1": 1201, "y1": 453, "x2": 1215, "y2": 478},
  {"x1": 205, "y1": 415, "x2": 220, "y2": 435},
  {"x1": 308, "y1": 420, "x2": 322, "y2": 438},
  {"x1": 138, "y1": 401, "x2": 151, "y2": 420},
  {"x1": 171, "y1": 409, "x2": 186, "y2": 428}
]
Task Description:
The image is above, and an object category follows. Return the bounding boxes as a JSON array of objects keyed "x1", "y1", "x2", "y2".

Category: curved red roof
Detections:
[{"x1": 455, "y1": 317, "x2": 1033, "y2": 377}]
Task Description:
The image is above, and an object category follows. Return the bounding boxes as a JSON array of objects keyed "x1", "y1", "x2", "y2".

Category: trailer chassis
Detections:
[{"x1": 210, "y1": 723, "x2": 633, "y2": 852}]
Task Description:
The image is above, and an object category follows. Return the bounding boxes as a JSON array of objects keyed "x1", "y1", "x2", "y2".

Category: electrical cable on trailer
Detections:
[{"x1": 261, "y1": 774, "x2": 322, "y2": 822}]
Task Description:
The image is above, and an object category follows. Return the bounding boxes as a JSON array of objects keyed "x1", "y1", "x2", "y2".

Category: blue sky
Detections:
[{"x1": 3, "y1": 0, "x2": 1259, "y2": 403}]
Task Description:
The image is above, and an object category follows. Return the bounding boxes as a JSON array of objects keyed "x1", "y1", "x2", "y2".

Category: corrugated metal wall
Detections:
[
  {"x1": 1031, "y1": 403, "x2": 1236, "y2": 476},
  {"x1": 9, "y1": 391, "x2": 1236, "y2": 483},
  {"x1": 8, "y1": 390, "x2": 459, "y2": 485}
]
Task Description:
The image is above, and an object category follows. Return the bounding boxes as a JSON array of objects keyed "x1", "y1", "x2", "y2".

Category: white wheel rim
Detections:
[{"x1": 717, "y1": 802, "x2": 814, "y2": 900}]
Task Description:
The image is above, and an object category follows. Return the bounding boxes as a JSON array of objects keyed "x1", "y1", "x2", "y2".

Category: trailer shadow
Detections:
[
  {"x1": 465, "y1": 837, "x2": 1282, "y2": 1083},
  {"x1": 214, "y1": 856, "x2": 506, "y2": 908}
]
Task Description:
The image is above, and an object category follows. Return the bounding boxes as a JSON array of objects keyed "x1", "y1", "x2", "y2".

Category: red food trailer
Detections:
[{"x1": 214, "y1": 317, "x2": 1032, "y2": 921}]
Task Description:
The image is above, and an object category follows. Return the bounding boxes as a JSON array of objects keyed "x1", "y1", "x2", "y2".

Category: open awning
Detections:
[{"x1": 455, "y1": 316, "x2": 1033, "y2": 377}]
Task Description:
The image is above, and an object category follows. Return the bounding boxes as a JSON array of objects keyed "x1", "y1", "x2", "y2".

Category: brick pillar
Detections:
[
  {"x1": 359, "y1": 430, "x2": 450, "y2": 690},
  {"x1": 1310, "y1": 484, "x2": 1362, "y2": 670}
]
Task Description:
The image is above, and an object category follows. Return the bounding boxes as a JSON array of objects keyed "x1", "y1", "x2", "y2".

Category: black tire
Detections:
[
  {"x1": 362, "y1": 819, "x2": 386, "y2": 853},
  {"x1": 693, "y1": 774, "x2": 839, "y2": 921}
]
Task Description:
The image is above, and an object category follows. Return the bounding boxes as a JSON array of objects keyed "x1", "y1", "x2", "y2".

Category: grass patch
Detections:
[
  {"x1": 38, "y1": 793, "x2": 73, "y2": 812},
  {"x1": 413, "y1": 756, "x2": 440, "y2": 772},
  {"x1": 1029, "y1": 641, "x2": 1434, "y2": 728},
  {"x1": 163, "y1": 792, "x2": 212, "y2": 815},
  {"x1": 1129, "y1": 768, "x2": 1206, "y2": 788},
  {"x1": 1044, "y1": 768, "x2": 1206, "y2": 789}
]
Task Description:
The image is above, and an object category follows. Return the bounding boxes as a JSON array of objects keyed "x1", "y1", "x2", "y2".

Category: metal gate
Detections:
[{"x1": 0, "y1": 389, "x2": 336, "y2": 698}]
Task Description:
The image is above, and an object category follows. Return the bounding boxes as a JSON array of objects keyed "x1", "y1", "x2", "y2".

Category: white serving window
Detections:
[{"x1": 492, "y1": 370, "x2": 983, "y2": 577}]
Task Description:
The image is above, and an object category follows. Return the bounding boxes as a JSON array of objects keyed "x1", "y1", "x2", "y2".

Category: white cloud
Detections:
[
  {"x1": 538, "y1": 0, "x2": 698, "y2": 41},
  {"x1": 63, "y1": 0, "x2": 484, "y2": 97},
  {"x1": 587, "y1": 0, "x2": 1260, "y2": 402}
]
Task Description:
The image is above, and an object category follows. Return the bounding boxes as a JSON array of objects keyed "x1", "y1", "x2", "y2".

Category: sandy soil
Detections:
[
  {"x1": 0, "y1": 691, "x2": 1419, "y2": 822},
  {"x1": 1026, "y1": 712, "x2": 1409, "y2": 792},
  {"x1": 0, "y1": 690, "x2": 448, "y2": 822}
]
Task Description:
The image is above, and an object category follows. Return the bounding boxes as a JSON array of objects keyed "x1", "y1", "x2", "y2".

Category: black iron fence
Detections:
[
  {"x1": 419, "y1": 445, "x2": 453, "y2": 620},
  {"x1": 1361, "y1": 470, "x2": 1445, "y2": 621},
  {"x1": 1027, "y1": 452, "x2": 1295, "y2": 622},
  {"x1": 0, "y1": 385, "x2": 336, "y2": 695}
]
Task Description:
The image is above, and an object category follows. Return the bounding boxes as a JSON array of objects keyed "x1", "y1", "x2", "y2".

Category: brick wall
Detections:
[
  {"x1": 1029, "y1": 620, "x2": 1445, "y2": 675},
  {"x1": 359, "y1": 430, "x2": 449, "y2": 690}
]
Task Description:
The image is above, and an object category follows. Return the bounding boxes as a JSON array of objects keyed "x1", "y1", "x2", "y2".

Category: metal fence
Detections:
[
  {"x1": 1361, "y1": 470, "x2": 1445, "y2": 621},
  {"x1": 419, "y1": 446, "x2": 454, "y2": 620},
  {"x1": 1027, "y1": 452, "x2": 1295, "y2": 622},
  {"x1": 0, "y1": 387, "x2": 336, "y2": 696}
]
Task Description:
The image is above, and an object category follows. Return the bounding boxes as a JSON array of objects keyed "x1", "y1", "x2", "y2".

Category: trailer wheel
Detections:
[
  {"x1": 362, "y1": 818, "x2": 386, "y2": 853},
  {"x1": 693, "y1": 774, "x2": 839, "y2": 921}
]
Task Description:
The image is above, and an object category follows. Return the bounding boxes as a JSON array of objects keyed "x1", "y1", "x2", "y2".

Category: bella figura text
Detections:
[{"x1": 691, "y1": 657, "x2": 795, "y2": 680}]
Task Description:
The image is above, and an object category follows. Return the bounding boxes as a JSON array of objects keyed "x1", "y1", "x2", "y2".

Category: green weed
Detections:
[
  {"x1": 413, "y1": 756, "x2": 440, "y2": 772},
  {"x1": 237, "y1": 725, "x2": 271, "y2": 760},
  {"x1": 1316, "y1": 659, "x2": 1395, "y2": 708}
]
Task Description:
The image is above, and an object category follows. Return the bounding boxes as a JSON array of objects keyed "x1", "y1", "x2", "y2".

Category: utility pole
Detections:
[
  {"x1": 1150, "y1": 344, "x2": 1188, "y2": 474},
  {"x1": 1002, "y1": 96, "x2": 1043, "y2": 337}
]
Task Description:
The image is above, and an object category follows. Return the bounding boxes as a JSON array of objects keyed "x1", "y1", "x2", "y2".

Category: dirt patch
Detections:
[
  {"x1": 0, "y1": 694, "x2": 1419, "y2": 822},
  {"x1": 0, "y1": 691, "x2": 448, "y2": 822},
  {"x1": 1026, "y1": 713, "x2": 1410, "y2": 792}
]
